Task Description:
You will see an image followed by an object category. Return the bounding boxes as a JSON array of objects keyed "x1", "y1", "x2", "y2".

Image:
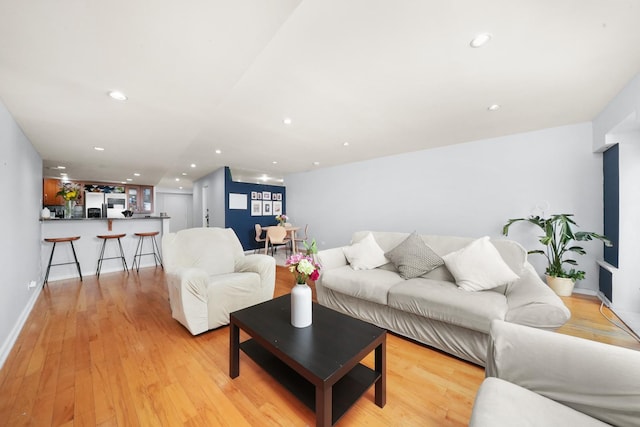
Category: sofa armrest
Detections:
[
  {"x1": 487, "y1": 320, "x2": 640, "y2": 427},
  {"x1": 317, "y1": 247, "x2": 348, "y2": 270},
  {"x1": 165, "y1": 267, "x2": 210, "y2": 335},
  {"x1": 504, "y1": 264, "x2": 571, "y2": 328},
  {"x1": 235, "y1": 254, "x2": 276, "y2": 297}
]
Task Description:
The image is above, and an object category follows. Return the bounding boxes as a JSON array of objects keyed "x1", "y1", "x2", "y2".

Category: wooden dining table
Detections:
[{"x1": 261, "y1": 225, "x2": 301, "y2": 254}]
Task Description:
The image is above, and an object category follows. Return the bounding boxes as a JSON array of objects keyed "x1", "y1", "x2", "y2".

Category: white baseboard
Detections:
[
  {"x1": 572, "y1": 287, "x2": 597, "y2": 296},
  {"x1": 0, "y1": 286, "x2": 43, "y2": 370}
]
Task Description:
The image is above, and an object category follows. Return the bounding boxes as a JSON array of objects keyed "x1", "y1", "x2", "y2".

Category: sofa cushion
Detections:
[
  {"x1": 442, "y1": 236, "x2": 520, "y2": 291},
  {"x1": 343, "y1": 232, "x2": 389, "y2": 270},
  {"x1": 320, "y1": 265, "x2": 403, "y2": 305},
  {"x1": 388, "y1": 278, "x2": 508, "y2": 333},
  {"x1": 470, "y1": 378, "x2": 609, "y2": 427},
  {"x1": 384, "y1": 231, "x2": 444, "y2": 279}
]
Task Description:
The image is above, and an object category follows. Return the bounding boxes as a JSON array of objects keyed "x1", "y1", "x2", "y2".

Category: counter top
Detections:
[{"x1": 41, "y1": 216, "x2": 170, "y2": 221}]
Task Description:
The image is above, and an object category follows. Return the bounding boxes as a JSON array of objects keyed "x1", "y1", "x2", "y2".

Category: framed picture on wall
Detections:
[
  {"x1": 262, "y1": 191, "x2": 271, "y2": 201},
  {"x1": 262, "y1": 201, "x2": 272, "y2": 216},
  {"x1": 257, "y1": 192, "x2": 262, "y2": 200},
  {"x1": 251, "y1": 200, "x2": 262, "y2": 216},
  {"x1": 251, "y1": 191, "x2": 258, "y2": 200},
  {"x1": 274, "y1": 193, "x2": 282, "y2": 201},
  {"x1": 273, "y1": 201, "x2": 282, "y2": 216}
]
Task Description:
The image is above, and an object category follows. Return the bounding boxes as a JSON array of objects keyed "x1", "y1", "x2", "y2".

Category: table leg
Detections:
[
  {"x1": 291, "y1": 230, "x2": 297, "y2": 254},
  {"x1": 375, "y1": 336, "x2": 386, "y2": 407},
  {"x1": 315, "y1": 383, "x2": 332, "y2": 427},
  {"x1": 230, "y1": 321, "x2": 240, "y2": 378}
]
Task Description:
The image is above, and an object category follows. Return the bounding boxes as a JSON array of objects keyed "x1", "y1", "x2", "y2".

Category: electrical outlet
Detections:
[{"x1": 28, "y1": 280, "x2": 37, "y2": 289}]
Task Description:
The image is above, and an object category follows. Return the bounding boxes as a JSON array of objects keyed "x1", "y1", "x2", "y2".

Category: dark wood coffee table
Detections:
[{"x1": 230, "y1": 294, "x2": 386, "y2": 427}]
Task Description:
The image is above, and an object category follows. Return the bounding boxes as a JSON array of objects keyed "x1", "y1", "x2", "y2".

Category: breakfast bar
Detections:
[{"x1": 40, "y1": 216, "x2": 170, "y2": 283}]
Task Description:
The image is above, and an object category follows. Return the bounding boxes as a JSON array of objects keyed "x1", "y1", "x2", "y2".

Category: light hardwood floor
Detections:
[{"x1": 1, "y1": 266, "x2": 638, "y2": 426}]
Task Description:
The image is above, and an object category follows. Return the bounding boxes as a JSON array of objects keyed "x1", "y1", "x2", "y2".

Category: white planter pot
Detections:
[{"x1": 546, "y1": 275, "x2": 575, "y2": 297}]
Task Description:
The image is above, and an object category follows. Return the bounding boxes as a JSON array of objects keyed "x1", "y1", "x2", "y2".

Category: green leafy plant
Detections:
[
  {"x1": 303, "y1": 238, "x2": 318, "y2": 256},
  {"x1": 502, "y1": 214, "x2": 612, "y2": 281}
]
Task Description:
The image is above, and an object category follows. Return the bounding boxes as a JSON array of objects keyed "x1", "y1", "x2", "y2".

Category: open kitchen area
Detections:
[{"x1": 41, "y1": 178, "x2": 170, "y2": 281}]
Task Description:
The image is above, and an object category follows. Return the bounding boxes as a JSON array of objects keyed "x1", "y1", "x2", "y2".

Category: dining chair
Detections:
[
  {"x1": 294, "y1": 224, "x2": 309, "y2": 252},
  {"x1": 254, "y1": 224, "x2": 267, "y2": 253},
  {"x1": 265, "y1": 226, "x2": 291, "y2": 256}
]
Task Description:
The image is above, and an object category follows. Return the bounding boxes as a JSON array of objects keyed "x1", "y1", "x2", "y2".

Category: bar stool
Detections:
[
  {"x1": 131, "y1": 231, "x2": 164, "y2": 272},
  {"x1": 96, "y1": 234, "x2": 128, "y2": 278},
  {"x1": 43, "y1": 236, "x2": 82, "y2": 286}
]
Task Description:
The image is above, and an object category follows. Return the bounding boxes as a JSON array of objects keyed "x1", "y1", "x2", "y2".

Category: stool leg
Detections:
[
  {"x1": 147, "y1": 237, "x2": 158, "y2": 268},
  {"x1": 96, "y1": 239, "x2": 107, "y2": 278},
  {"x1": 69, "y1": 240, "x2": 83, "y2": 282},
  {"x1": 132, "y1": 236, "x2": 143, "y2": 272},
  {"x1": 152, "y1": 236, "x2": 164, "y2": 268},
  {"x1": 44, "y1": 242, "x2": 57, "y2": 287},
  {"x1": 117, "y1": 238, "x2": 129, "y2": 274}
]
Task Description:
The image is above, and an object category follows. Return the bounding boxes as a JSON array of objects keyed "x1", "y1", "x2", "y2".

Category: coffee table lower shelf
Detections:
[{"x1": 240, "y1": 339, "x2": 381, "y2": 425}]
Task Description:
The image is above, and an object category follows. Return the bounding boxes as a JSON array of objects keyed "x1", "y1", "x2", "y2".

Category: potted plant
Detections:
[{"x1": 502, "y1": 213, "x2": 612, "y2": 296}]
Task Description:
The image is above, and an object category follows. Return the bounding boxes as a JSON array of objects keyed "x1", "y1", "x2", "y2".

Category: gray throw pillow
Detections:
[{"x1": 385, "y1": 232, "x2": 444, "y2": 279}]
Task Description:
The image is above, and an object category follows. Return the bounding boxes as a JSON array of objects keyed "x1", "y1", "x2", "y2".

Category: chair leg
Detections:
[
  {"x1": 69, "y1": 240, "x2": 83, "y2": 282},
  {"x1": 44, "y1": 242, "x2": 57, "y2": 286},
  {"x1": 116, "y1": 238, "x2": 129, "y2": 273},
  {"x1": 152, "y1": 236, "x2": 163, "y2": 268},
  {"x1": 96, "y1": 239, "x2": 107, "y2": 277}
]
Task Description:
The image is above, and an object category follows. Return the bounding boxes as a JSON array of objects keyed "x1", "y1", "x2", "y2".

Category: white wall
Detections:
[
  {"x1": 285, "y1": 122, "x2": 605, "y2": 292},
  {"x1": 0, "y1": 100, "x2": 43, "y2": 368},
  {"x1": 192, "y1": 167, "x2": 225, "y2": 228},
  {"x1": 593, "y1": 73, "x2": 640, "y2": 152},
  {"x1": 155, "y1": 191, "x2": 194, "y2": 232},
  {"x1": 616, "y1": 137, "x2": 640, "y2": 312}
]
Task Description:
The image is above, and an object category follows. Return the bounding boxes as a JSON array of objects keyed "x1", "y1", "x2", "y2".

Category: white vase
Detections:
[{"x1": 291, "y1": 283, "x2": 312, "y2": 328}]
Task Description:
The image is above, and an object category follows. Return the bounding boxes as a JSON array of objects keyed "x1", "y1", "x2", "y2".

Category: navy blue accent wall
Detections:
[
  {"x1": 599, "y1": 266, "x2": 613, "y2": 305},
  {"x1": 603, "y1": 144, "x2": 619, "y2": 267},
  {"x1": 224, "y1": 167, "x2": 286, "y2": 251}
]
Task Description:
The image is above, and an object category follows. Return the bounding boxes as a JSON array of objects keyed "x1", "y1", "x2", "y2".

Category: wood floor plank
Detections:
[{"x1": 0, "y1": 265, "x2": 638, "y2": 426}]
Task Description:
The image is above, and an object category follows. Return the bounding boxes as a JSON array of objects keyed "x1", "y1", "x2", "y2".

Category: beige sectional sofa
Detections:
[
  {"x1": 471, "y1": 320, "x2": 640, "y2": 426},
  {"x1": 316, "y1": 231, "x2": 571, "y2": 366}
]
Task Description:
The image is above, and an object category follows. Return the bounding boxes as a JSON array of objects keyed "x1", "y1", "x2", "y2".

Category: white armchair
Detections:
[
  {"x1": 470, "y1": 320, "x2": 640, "y2": 427},
  {"x1": 162, "y1": 227, "x2": 275, "y2": 335}
]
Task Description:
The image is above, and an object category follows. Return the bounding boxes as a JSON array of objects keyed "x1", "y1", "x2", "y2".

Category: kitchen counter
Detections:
[
  {"x1": 40, "y1": 216, "x2": 170, "y2": 221},
  {"x1": 40, "y1": 216, "x2": 171, "y2": 283}
]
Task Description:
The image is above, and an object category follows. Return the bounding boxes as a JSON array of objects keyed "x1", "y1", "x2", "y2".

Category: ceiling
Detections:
[{"x1": 1, "y1": 1, "x2": 639, "y2": 190}]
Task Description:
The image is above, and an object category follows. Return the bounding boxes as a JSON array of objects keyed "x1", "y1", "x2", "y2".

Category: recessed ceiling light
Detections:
[
  {"x1": 94, "y1": 146, "x2": 105, "y2": 151},
  {"x1": 126, "y1": 178, "x2": 133, "y2": 182},
  {"x1": 190, "y1": 163, "x2": 196, "y2": 168},
  {"x1": 487, "y1": 104, "x2": 501, "y2": 111},
  {"x1": 182, "y1": 172, "x2": 187, "y2": 176},
  {"x1": 60, "y1": 172, "x2": 68, "y2": 176},
  {"x1": 179, "y1": 186, "x2": 183, "y2": 190},
  {"x1": 283, "y1": 117, "x2": 292, "y2": 125},
  {"x1": 260, "y1": 175, "x2": 268, "y2": 182},
  {"x1": 108, "y1": 91, "x2": 128, "y2": 101},
  {"x1": 470, "y1": 32, "x2": 493, "y2": 48},
  {"x1": 313, "y1": 161, "x2": 320, "y2": 166},
  {"x1": 175, "y1": 178, "x2": 180, "y2": 182},
  {"x1": 121, "y1": 181, "x2": 127, "y2": 184},
  {"x1": 57, "y1": 165, "x2": 66, "y2": 170},
  {"x1": 133, "y1": 172, "x2": 140, "y2": 176},
  {"x1": 343, "y1": 142, "x2": 350, "y2": 147},
  {"x1": 215, "y1": 149, "x2": 222, "y2": 154},
  {"x1": 272, "y1": 161, "x2": 278, "y2": 164}
]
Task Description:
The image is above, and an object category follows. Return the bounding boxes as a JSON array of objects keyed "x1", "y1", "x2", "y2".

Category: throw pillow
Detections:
[
  {"x1": 343, "y1": 233, "x2": 389, "y2": 270},
  {"x1": 384, "y1": 232, "x2": 444, "y2": 279},
  {"x1": 442, "y1": 236, "x2": 520, "y2": 292}
]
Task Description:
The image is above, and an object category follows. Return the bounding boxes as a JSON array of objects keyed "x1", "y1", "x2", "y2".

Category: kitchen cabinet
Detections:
[
  {"x1": 43, "y1": 179, "x2": 84, "y2": 206},
  {"x1": 43, "y1": 178, "x2": 64, "y2": 205},
  {"x1": 126, "y1": 185, "x2": 154, "y2": 213}
]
